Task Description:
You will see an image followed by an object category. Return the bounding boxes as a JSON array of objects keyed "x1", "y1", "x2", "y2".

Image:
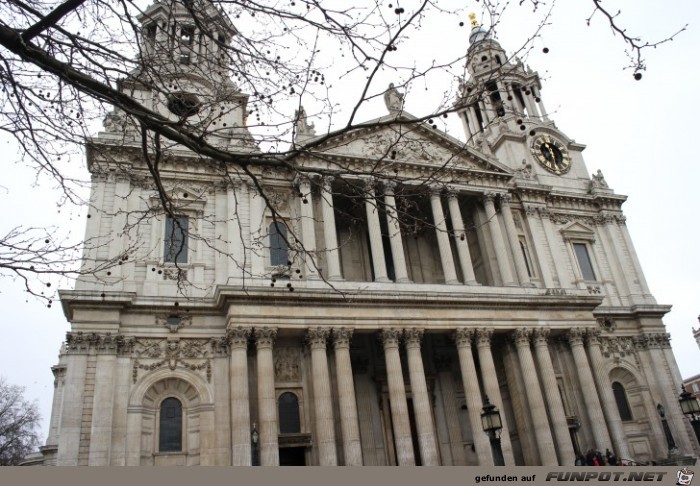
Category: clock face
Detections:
[{"x1": 530, "y1": 134, "x2": 571, "y2": 174}]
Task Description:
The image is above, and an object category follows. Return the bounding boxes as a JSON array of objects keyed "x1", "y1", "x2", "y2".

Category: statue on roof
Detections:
[{"x1": 384, "y1": 83, "x2": 404, "y2": 115}]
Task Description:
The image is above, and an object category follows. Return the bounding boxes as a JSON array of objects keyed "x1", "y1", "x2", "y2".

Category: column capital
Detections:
[
  {"x1": 383, "y1": 180, "x2": 398, "y2": 193},
  {"x1": 586, "y1": 329, "x2": 602, "y2": 347},
  {"x1": 381, "y1": 328, "x2": 402, "y2": 349},
  {"x1": 332, "y1": 327, "x2": 354, "y2": 349},
  {"x1": 293, "y1": 173, "x2": 315, "y2": 191},
  {"x1": 481, "y1": 192, "x2": 498, "y2": 204},
  {"x1": 446, "y1": 187, "x2": 459, "y2": 200},
  {"x1": 453, "y1": 328, "x2": 475, "y2": 348},
  {"x1": 307, "y1": 327, "x2": 331, "y2": 349},
  {"x1": 429, "y1": 184, "x2": 444, "y2": 197},
  {"x1": 475, "y1": 328, "x2": 493, "y2": 347},
  {"x1": 404, "y1": 328, "x2": 424, "y2": 348},
  {"x1": 533, "y1": 327, "x2": 550, "y2": 346},
  {"x1": 512, "y1": 328, "x2": 532, "y2": 347},
  {"x1": 361, "y1": 176, "x2": 376, "y2": 192},
  {"x1": 226, "y1": 327, "x2": 251, "y2": 349},
  {"x1": 321, "y1": 175, "x2": 335, "y2": 191},
  {"x1": 567, "y1": 327, "x2": 586, "y2": 346},
  {"x1": 499, "y1": 193, "x2": 513, "y2": 205},
  {"x1": 254, "y1": 327, "x2": 277, "y2": 348}
]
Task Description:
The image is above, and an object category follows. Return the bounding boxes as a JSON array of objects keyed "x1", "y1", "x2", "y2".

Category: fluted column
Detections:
[
  {"x1": 296, "y1": 176, "x2": 318, "y2": 279},
  {"x1": 381, "y1": 329, "x2": 415, "y2": 465},
  {"x1": 482, "y1": 193, "x2": 516, "y2": 286},
  {"x1": 383, "y1": 182, "x2": 410, "y2": 283},
  {"x1": 254, "y1": 327, "x2": 279, "y2": 466},
  {"x1": 520, "y1": 205, "x2": 554, "y2": 287},
  {"x1": 447, "y1": 192, "x2": 478, "y2": 285},
  {"x1": 475, "y1": 329, "x2": 515, "y2": 464},
  {"x1": 585, "y1": 330, "x2": 631, "y2": 460},
  {"x1": 454, "y1": 329, "x2": 492, "y2": 464},
  {"x1": 404, "y1": 329, "x2": 439, "y2": 465},
  {"x1": 567, "y1": 328, "x2": 612, "y2": 451},
  {"x1": 532, "y1": 328, "x2": 575, "y2": 465},
  {"x1": 229, "y1": 327, "x2": 252, "y2": 465},
  {"x1": 430, "y1": 188, "x2": 459, "y2": 284},
  {"x1": 321, "y1": 176, "x2": 342, "y2": 280},
  {"x1": 513, "y1": 328, "x2": 557, "y2": 465},
  {"x1": 364, "y1": 179, "x2": 390, "y2": 282},
  {"x1": 332, "y1": 328, "x2": 363, "y2": 466},
  {"x1": 499, "y1": 194, "x2": 533, "y2": 286},
  {"x1": 538, "y1": 208, "x2": 571, "y2": 288},
  {"x1": 307, "y1": 327, "x2": 338, "y2": 465}
]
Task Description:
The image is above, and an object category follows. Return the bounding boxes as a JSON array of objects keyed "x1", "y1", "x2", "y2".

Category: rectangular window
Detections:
[
  {"x1": 164, "y1": 216, "x2": 188, "y2": 263},
  {"x1": 573, "y1": 242, "x2": 596, "y2": 281}
]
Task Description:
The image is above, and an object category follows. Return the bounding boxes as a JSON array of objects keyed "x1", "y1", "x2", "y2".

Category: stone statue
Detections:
[
  {"x1": 384, "y1": 83, "x2": 404, "y2": 114},
  {"x1": 293, "y1": 105, "x2": 316, "y2": 139},
  {"x1": 591, "y1": 169, "x2": 608, "y2": 189}
]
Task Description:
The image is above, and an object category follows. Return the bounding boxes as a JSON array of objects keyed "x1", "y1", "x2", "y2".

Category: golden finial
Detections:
[{"x1": 468, "y1": 12, "x2": 479, "y2": 28}]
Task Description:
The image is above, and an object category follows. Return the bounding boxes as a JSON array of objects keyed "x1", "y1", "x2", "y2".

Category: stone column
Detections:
[
  {"x1": 447, "y1": 192, "x2": 478, "y2": 285},
  {"x1": 229, "y1": 327, "x2": 252, "y2": 466},
  {"x1": 434, "y1": 356, "x2": 466, "y2": 465},
  {"x1": 430, "y1": 188, "x2": 459, "y2": 284},
  {"x1": 533, "y1": 328, "x2": 575, "y2": 465},
  {"x1": 475, "y1": 329, "x2": 515, "y2": 464},
  {"x1": 585, "y1": 330, "x2": 631, "y2": 460},
  {"x1": 45, "y1": 361, "x2": 66, "y2": 451},
  {"x1": 254, "y1": 327, "x2": 279, "y2": 466},
  {"x1": 364, "y1": 179, "x2": 390, "y2": 282},
  {"x1": 522, "y1": 205, "x2": 554, "y2": 288},
  {"x1": 249, "y1": 183, "x2": 266, "y2": 277},
  {"x1": 523, "y1": 87, "x2": 539, "y2": 118},
  {"x1": 513, "y1": 328, "x2": 557, "y2": 465},
  {"x1": 538, "y1": 208, "x2": 571, "y2": 288},
  {"x1": 57, "y1": 350, "x2": 88, "y2": 466},
  {"x1": 532, "y1": 86, "x2": 550, "y2": 121},
  {"x1": 567, "y1": 328, "x2": 612, "y2": 451},
  {"x1": 307, "y1": 327, "x2": 338, "y2": 465},
  {"x1": 499, "y1": 194, "x2": 533, "y2": 286},
  {"x1": 227, "y1": 182, "x2": 245, "y2": 279},
  {"x1": 381, "y1": 329, "x2": 415, "y2": 465},
  {"x1": 645, "y1": 334, "x2": 695, "y2": 455},
  {"x1": 296, "y1": 176, "x2": 318, "y2": 279},
  {"x1": 404, "y1": 329, "x2": 439, "y2": 465},
  {"x1": 332, "y1": 328, "x2": 363, "y2": 466},
  {"x1": 321, "y1": 176, "x2": 342, "y2": 280},
  {"x1": 482, "y1": 193, "x2": 516, "y2": 286},
  {"x1": 383, "y1": 182, "x2": 410, "y2": 283},
  {"x1": 454, "y1": 329, "x2": 492, "y2": 464},
  {"x1": 88, "y1": 346, "x2": 117, "y2": 466}
]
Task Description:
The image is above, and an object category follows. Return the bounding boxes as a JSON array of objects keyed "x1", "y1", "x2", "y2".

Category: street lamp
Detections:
[
  {"x1": 481, "y1": 396, "x2": 505, "y2": 466},
  {"x1": 679, "y1": 385, "x2": 700, "y2": 444},
  {"x1": 251, "y1": 423, "x2": 260, "y2": 466}
]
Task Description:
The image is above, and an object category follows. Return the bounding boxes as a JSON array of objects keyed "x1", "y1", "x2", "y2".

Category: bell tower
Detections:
[
  {"x1": 104, "y1": 0, "x2": 253, "y2": 148},
  {"x1": 455, "y1": 14, "x2": 592, "y2": 186}
]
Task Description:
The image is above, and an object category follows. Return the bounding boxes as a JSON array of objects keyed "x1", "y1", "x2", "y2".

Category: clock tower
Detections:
[{"x1": 455, "y1": 14, "x2": 592, "y2": 191}]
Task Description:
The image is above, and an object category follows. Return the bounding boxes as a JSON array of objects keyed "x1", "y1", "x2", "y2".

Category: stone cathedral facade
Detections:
[{"x1": 39, "y1": 1, "x2": 699, "y2": 466}]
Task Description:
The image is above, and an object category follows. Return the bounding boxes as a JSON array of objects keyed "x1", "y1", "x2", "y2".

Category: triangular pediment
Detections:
[
  {"x1": 560, "y1": 221, "x2": 596, "y2": 241},
  {"x1": 300, "y1": 113, "x2": 511, "y2": 176}
]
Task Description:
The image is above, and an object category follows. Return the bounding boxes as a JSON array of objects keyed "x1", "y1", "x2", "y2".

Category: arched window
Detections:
[
  {"x1": 278, "y1": 392, "x2": 301, "y2": 434},
  {"x1": 612, "y1": 382, "x2": 633, "y2": 422},
  {"x1": 269, "y1": 222, "x2": 289, "y2": 266},
  {"x1": 159, "y1": 397, "x2": 183, "y2": 452}
]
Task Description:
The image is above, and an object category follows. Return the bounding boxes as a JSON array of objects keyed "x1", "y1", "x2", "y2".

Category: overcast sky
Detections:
[{"x1": 1, "y1": 0, "x2": 698, "y2": 442}]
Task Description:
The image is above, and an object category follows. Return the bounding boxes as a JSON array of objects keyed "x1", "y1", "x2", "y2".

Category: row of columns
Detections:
[
  {"x1": 461, "y1": 80, "x2": 549, "y2": 139},
  {"x1": 225, "y1": 325, "x2": 630, "y2": 466},
  {"x1": 296, "y1": 174, "x2": 531, "y2": 288}
]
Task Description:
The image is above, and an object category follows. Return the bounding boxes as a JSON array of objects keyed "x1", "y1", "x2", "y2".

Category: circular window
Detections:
[{"x1": 167, "y1": 93, "x2": 200, "y2": 118}]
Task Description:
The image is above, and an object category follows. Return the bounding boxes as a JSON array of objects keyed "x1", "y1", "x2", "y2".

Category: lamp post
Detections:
[
  {"x1": 481, "y1": 396, "x2": 505, "y2": 466},
  {"x1": 251, "y1": 423, "x2": 260, "y2": 466},
  {"x1": 679, "y1": 385, "x2": 700, "y2": 444}
]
